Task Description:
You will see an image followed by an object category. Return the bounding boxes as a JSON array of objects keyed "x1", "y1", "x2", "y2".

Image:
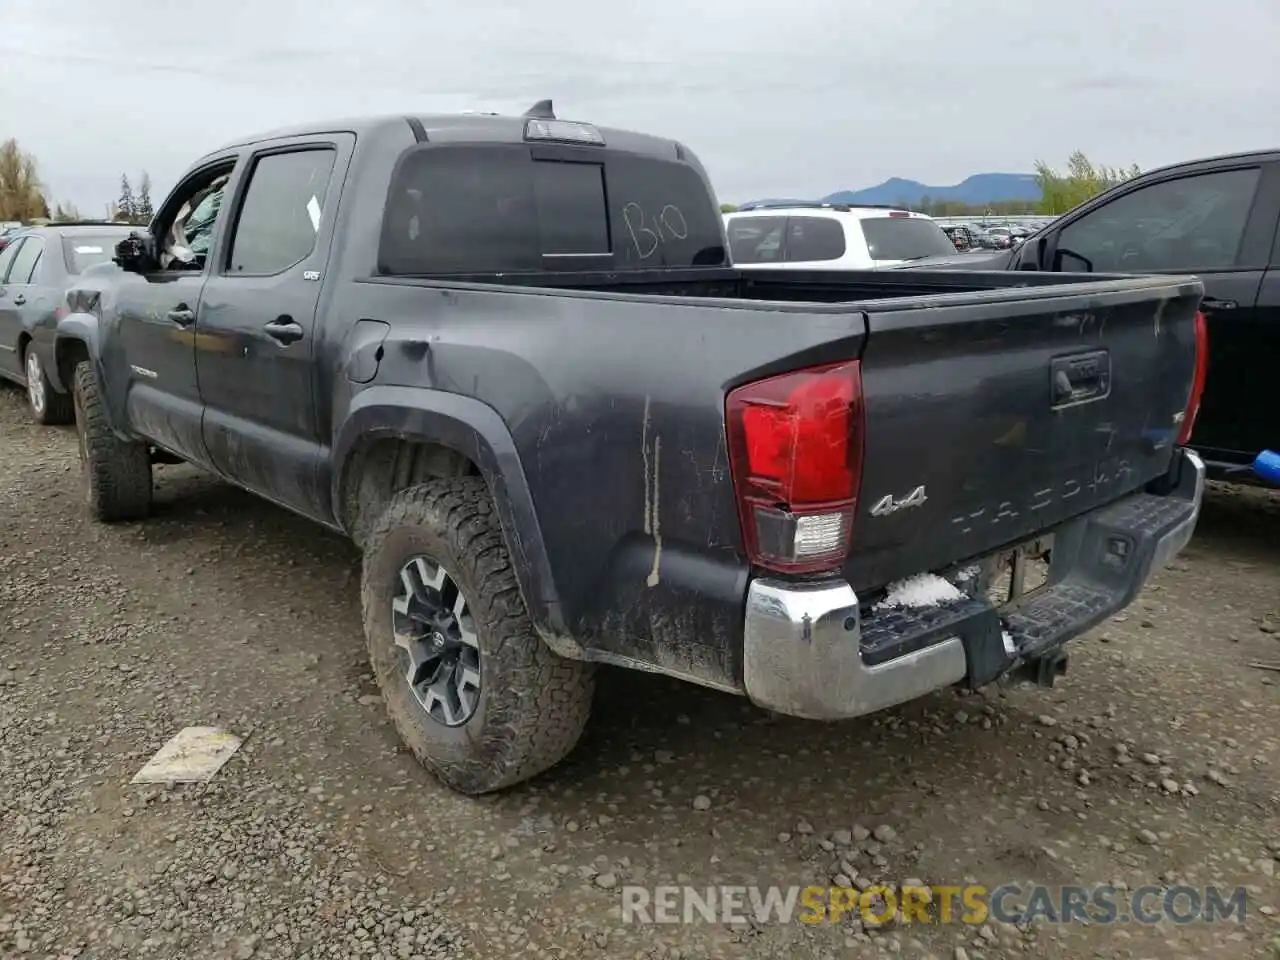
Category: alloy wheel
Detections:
[
  {"x1": 391, "y1": 556, "x2": 481, "y2": 727},
  {"x1": 25, "y1": 350, "x2": 45, "y2": 417}
]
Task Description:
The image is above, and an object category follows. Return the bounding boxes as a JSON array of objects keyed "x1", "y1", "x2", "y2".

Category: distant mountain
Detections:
[{"x1": 822, "y1": 173, "x2": 1041, "y2": 207}]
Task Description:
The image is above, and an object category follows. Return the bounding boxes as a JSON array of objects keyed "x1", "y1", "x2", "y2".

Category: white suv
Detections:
[{"x1": 724, "y1": 202, "x2": 958, "y2": 269}]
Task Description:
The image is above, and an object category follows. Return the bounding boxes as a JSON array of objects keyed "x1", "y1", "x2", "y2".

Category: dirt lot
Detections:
[{"x1": 1, "y1": 381, "x2": 1278, "y2": 960}]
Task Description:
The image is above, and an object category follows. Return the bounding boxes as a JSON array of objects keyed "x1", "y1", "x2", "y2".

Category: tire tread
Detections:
[
  {"x1": 73, "y1": 362, "x2": 152, "y2": 522},
  {"x1": 361, "y1": 476, "x2": 594, "y2": 795}
]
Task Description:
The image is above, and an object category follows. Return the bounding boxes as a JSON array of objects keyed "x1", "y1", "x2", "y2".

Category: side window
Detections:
[
  {"x1": 726, "y1": 216, "x2": 787, "y2": 264},
  {"x1": 785, "y1": 217, "x2": 846, "y2": 262},
  {"x1": 227, "y1": 149, "x2": 337, "y2": 276},
  {"x1": 7, "y1": 237, "x2": 44, "y2": 284},
  {"x1": 159, "y1": 167, "x2": 236, "y2": 272},
  {"x1": 0, "y1": 239, "x2": 23, "y2": 282},
  {"x1": 1056, "y1": 168, "x2": 1261, "y2": 273}
]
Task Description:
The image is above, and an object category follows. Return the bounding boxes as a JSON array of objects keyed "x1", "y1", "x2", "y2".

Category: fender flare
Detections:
[
  {"x1": 51, "y1": 314, "x2": 105, "y2": 395},
  {"x1": 332, "y1": 385, "x2": 566, "y2": 638}
]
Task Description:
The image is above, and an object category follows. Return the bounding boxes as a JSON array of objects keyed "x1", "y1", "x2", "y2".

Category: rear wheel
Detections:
[
  {"x1": 24, "y1": 346, "x2": 73, "y2": 426},
  {"x1": 361, "y1": 477, "x2": 595, "y2": 795},
  {"x1": 72, "y1": 361, "x2": 152, "y2": 522}
]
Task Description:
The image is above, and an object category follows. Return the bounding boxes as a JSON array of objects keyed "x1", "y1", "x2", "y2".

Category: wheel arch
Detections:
[
  {"x1": 52, "y1": 313, "x2": 102, "y2": 397},
  {"x1": 333, "y1": 386, "x2": 568, "y2": 643}
]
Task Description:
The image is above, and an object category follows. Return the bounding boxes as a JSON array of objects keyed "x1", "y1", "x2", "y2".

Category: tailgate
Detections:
[{"x1": 844, "y1": 276, "x2": 1203, "y2": 592}]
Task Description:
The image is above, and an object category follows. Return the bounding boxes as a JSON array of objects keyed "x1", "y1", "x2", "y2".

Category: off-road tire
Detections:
[
  {"x1": 72, "y1": 361, "x2": 152, "y2": 522},
  {"x1": 361, "y1": 477, "x2": 595, "y2": 795},
  {"x1": 24, "y1": 345, "x2": 73, "y2": 426}
]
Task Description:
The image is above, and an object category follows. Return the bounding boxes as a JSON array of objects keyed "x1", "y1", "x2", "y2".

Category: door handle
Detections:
[
  {"x1": 167, "y1": 306, "x2": 196, "y2": 326},
  {"x1": 264, "y1": 317, "x2": 304, "y2": 345},
  {"x1": 12, "y1": 294, "x2": 25, "y2": 306},
  {"x1": 1201, "y1": 296, "x2": 1237, "y2": 310}
]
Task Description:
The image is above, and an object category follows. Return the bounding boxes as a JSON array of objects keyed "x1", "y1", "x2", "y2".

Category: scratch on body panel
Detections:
[
  {"x1": 647, "y1": 436, "x2": 663, "y2": 587},
  {"x1": 640, "y1": 395, "x2": 663, "y2": 586},
  {"x1": 642, "y1": 396, "x2": 652, "y2": 535}
]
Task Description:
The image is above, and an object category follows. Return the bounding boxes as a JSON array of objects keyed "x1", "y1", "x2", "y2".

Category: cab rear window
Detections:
[{"x1": 378, "y1": 143, "x2": 727, "y2": 275}]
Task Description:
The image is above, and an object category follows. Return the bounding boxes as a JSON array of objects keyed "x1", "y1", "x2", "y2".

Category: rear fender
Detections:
[{"x1": 332, "y1": 385, "x2": 570, "y2": 650}]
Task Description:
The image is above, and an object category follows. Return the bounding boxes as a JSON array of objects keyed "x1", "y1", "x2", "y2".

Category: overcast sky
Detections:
[{"x1": 2, "y1": 0, "x2": 1277, "y2": 213}]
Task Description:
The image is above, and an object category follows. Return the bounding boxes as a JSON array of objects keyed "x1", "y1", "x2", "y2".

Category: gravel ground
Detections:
[{"x1": 0, "y1": 380, "x2": 1278, "y2": 960}]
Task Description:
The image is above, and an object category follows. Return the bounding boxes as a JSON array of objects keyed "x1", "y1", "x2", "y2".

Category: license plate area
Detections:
[{"x1": 982, "y1": 534, "x2": 1055, "y2": 609}]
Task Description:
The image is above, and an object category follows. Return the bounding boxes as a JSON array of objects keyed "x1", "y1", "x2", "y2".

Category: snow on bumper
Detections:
[{"x1": 742, "y1": 448, "x2": 1206, "y2": 721}]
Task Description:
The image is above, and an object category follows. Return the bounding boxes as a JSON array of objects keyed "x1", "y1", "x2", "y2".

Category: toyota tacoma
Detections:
[{"x1": 54, "y1": 103, "x2": 1206, "y2": 794}]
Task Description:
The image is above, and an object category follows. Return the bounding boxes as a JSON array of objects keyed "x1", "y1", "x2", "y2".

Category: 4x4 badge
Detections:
[{"x1": 869, "y1": 485, "x2": 928, "y2": 517}]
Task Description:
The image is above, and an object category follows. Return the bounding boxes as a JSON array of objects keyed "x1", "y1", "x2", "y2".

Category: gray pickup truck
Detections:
[{"x1": 54, "y1": 103, "x2": 1206, "y2": 794}]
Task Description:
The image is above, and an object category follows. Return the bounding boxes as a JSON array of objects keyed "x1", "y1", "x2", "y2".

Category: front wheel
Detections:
[
  {"x1": 24, "y1": 346, "x2": 73, "y2": 425},
  {"x1": 360, "y1": 477, "x2": 595, "y2": 795},
  {"x1": 72, "y1": 361, "x2": 152, "y2": 522}
]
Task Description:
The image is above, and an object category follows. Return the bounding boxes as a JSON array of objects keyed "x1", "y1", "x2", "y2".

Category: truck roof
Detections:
[
  {"x1": 204, "y1": 109, "x2": 688, "y2": 164},
  {"x1": 1129, "y1": 148, "x2": 1280, "y2": 180}
]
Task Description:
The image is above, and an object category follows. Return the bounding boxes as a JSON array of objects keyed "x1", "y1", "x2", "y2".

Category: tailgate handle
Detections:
[{"x1": 1050, "y1": 350, "x2": 1111, "y2": 408}]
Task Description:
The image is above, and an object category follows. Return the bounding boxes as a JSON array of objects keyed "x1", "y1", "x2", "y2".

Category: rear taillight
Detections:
[
  {"x1": 725, "y1": 360, "x2": 865, "y2": 574},
  {"x1": 1176, "y1": 310, "x2": 1208, "y2": 445}
]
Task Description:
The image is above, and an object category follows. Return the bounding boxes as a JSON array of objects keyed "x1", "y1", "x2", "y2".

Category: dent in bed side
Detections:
[{"x1": 331, "y1": 384, "x2": 575, "y2": 654}]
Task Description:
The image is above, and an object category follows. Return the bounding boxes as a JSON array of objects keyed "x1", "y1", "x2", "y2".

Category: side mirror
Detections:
[
  {"x1": 1016, "y1": 235, "x2": 1048, "y2": 271},
  {"x1": 113, "y1": 232, "x2": 155, "y2": 273},
  {"x1": 1053, "y1": 247, "x2": 1095, "y2": 273}
]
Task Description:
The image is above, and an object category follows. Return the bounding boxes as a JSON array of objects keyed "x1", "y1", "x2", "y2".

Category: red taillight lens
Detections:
[
  {"x1": 725, "y1": 360, "x2": 865, "y2": 574},
  {"x1": 1176, "y1": 310, "x2": 1208, "y2": 446}
]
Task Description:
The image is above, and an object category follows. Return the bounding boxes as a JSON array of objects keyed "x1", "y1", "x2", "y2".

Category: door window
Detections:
[
  {"x1": 227, "y1": 149, "x2": 338, "y2": 276},
  {"x1": 158, "y1": 164, "x2": 237, "y2": 272},
  {"x1": 6, "y1": 237, "x2": 44, "y2": 284},
  {"x1": 0, "y1": 239, "x2": 23, "y2": 282},
  {"x1": 1055, "y1": 168, "x2": 1261, "y2": 273}
]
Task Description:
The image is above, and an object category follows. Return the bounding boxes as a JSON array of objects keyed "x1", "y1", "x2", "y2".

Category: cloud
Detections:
[{"x1": 1, "y1": 0, "x2": 1277, "y2": 210}]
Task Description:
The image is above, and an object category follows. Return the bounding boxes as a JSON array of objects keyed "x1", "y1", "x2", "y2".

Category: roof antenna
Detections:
[{"x1": 523, "y1": 99, "x2": 556, "y2": 120}]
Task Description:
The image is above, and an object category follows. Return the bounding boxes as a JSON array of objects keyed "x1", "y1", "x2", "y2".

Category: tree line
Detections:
[
  {"x1": 0, "y1": 138, "x2": 153, "y2": 225},
  {"x1": 720, "y1": 151, "x2": 1140, "y2": 216}
]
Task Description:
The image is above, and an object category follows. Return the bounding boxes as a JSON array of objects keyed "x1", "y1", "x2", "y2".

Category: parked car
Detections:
[
  {"x1": 982, "y1": 225, "x2": 1014, "y2": 249},
  {"x1": 724, "y1": 202, "x2": 958, "y2": 268},
  {"x1": 56, "y1": 105, "x2": 1205, "y2": 795},
  {"x1": 940, "y1": 225, "x2": 972, "y2": 251},
  {"x1": 892, "y1": 149, "x2": 1280, "y2": 485},
  {"x1": 0, "y1": 225, "x2": 23, "y2": 253},
  {"x1": 0, "y1": 222, "x2": 137, "y2": 423},
  {"x1": 963, "y1": 226, "x2": 1000, "y2": 250}
]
